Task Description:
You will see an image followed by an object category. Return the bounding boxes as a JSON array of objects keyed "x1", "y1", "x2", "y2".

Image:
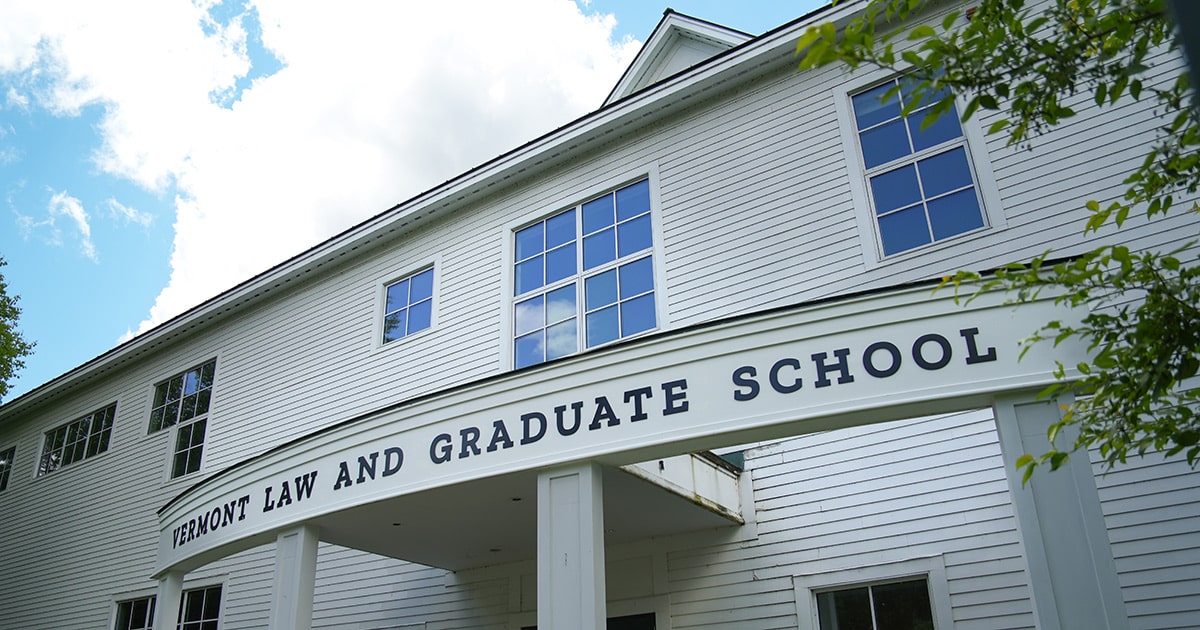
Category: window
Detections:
[
  {"x1": 513, "y1": 179, "x2": 657, "y2": 368},
  {"x1": 794, "y1": 557, "x2": 952, "y2": 630},
  {"x1": 816, "y1": 578, "x2": 933, "y2": 630},
  {"x1": 38, "y1": 403, "x2": 115, "y2": 475},
  {"x1": 383, "y1": 267, "x2": 434, "y2": 344},
  {"x1": 115, "y1": 596, "x2": 156, "y2": 630},
  {"x1": 851, "y1": 77, "x2": 986, "y2": 256},
  {"x1": 149, "y1": 360, "x2": 216, "y2": 478},
  {"x1": 178, "y1": 585, "x2": 222, "y2": 630},
  {"x1": 0, "y1": 446, "x2": 14, "y2": 491},
  {"x1": 113, "y1": 585, "x2": 221, "y2": 630}
]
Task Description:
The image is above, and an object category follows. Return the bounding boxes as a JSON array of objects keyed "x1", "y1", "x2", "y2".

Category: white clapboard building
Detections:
[{"x1": 1, "y1": 2, "x2": 1197, "y2": 629}]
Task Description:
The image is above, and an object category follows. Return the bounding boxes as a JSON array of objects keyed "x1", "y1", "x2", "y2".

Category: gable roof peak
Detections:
[{"x1": 603, "y1": 10, "x2": 753, "y2": 107}]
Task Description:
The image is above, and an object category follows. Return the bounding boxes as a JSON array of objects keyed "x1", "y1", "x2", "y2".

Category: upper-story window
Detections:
[
  {"x1": 0, "y1": 446, "x2": 14, "y2": 491},
  {"x1": 512, "y1": 178, "x2": 657, "y2": 369},
  {"x1": 851, "y1": 77, "x2": 986, "y2": 257},
  {"x1": 149, "y1": 360, "x2": 216, "y2": 478},
  {"x1": 37, "y1": 403, "x2": 115, "y2": 475},
  {"x1": 383, "y1": 267, "x2": 434, "y2": 344}
]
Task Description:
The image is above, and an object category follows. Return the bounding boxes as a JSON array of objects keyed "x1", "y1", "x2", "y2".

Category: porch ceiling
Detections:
[{"x1": 311, "y1": 463, "x2": 740, "y2": 571}]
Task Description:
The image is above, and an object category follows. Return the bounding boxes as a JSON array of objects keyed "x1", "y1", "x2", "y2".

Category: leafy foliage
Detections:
[
  {"x1": 797, "y1": 0, "x2": 1199, "y2": 479},
  {"x1": 0, "y1": 257, "x2": 34, "y2": 402}
]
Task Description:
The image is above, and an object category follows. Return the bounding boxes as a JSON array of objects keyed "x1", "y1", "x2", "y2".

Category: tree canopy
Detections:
[
  {"x1": 0, "y1": 257, "x2": 34, "y2": 403},
  {"x1": 797, "y1": 0, "x2": 1199, "y2": 479}
]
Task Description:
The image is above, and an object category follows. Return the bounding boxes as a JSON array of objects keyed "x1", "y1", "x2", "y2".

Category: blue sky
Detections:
[{"x1": 0, "y1": 1, "x2": 824, "y2": 401}]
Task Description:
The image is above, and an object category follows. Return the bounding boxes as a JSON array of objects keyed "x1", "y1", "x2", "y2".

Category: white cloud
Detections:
[
  {"x1": 4, "y1": 86, "x2": 28, "y2": 109},
  {"x1": 0, "y1": 0, "x2": 641, "y2": 337},
  {"x1": 105, "y1": 198, "x2": 154, "y2": 227},
  {"x1": 46, "y1": 189, "x2": 97, "y2": 262}
]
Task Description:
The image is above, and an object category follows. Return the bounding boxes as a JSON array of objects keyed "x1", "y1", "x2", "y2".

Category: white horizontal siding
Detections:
[{"x1": 1094, "y1": 452, "x2": 1200, "y2": 629}]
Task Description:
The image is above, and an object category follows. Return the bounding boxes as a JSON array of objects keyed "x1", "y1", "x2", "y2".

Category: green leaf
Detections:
[{"x1": 909, "y1": 24, "x2": 936, "y2": 40}]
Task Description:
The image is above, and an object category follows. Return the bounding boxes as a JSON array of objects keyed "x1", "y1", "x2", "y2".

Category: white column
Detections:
[
  {"x1": 270, "y1": 524, "x2": 320, "y2": 630},
  {"x1": 538, "y1": 462, "x2": 606, "y2": 629},
  {"x1": 993, "y1": 395, "x2": 1128, "y2": 630},
  {"x1": 154, "y1": 570, "x2": 184, "y2": 630}
]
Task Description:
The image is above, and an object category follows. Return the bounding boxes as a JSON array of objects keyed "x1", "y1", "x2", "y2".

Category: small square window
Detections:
[
  {"x1": 178, "y1": 585, "x2": 222, "y2": 630},
  {"x1": 383, "y1": 267, "x2": 435, "y2": 344},
  {"x1": 513, "y1": 179, "x2": 657, "y2": 368},
  {"x1": 114, "y1": 595, "x2": 156, "y2": 630}
]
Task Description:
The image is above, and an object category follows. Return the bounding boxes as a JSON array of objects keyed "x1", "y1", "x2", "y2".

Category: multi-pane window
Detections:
[
  {"x1": 513, "y1": 179, "x2": 657, "y2": 368},
  {"x1": 0, "y1": 446, "x2": 14, "y2": 491},
  {"x1": 149, "y1": 360, "x2": 216, "y2": 478},
  {"x1": 178, "y1": 585, "x2": 222, "y2": 630},
  {"x1": 816, "y1": 578, "x2": 933, "y2": 630},
  {"x1": 852, "y1": 77, "x2": 985, "y2": 256},
  {"x1": 38, "y1": 403, "x2": 115, "y2": 475},
  {"x1": 383, "y1": 267, "x2": 434, "y2": 344},
  {"x1": 114, "y1": 596, "x2": 156, "y2": 630},
  {"x1": 112, "y1": 586, "x2": 221, "y2": 630}
]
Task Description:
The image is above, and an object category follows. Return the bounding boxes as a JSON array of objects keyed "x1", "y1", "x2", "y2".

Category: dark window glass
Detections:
[
  {"x1": 816, "y1": 578, "x2": 933, "y2": 630},
  {"x1": 150, "y1": 361, "x2": 216, "y2": 433},
  {"x1": 0, "y1": 446, "x2": 14, "y2": 491},
  {"x1": 582, "y1": 194, "x2": 615, "y2": 234},
  {"x1": 178, "y1": 585, "x2": 222, "y2": 630},
  {"x1": 172, "y1": 417, "x2": 207, "y2": 478},
  {"x1": 114, "y1": 595, "x2": 156, "y2": 630},
  {"x1": 38, "y1": 403, "x2": 116, "y2": 476},
  {"x1": 615, "y1": 179, "x2": 650, "y2": 221},
  {"x1": 583, "y1": 228, "x2": 616, "y2": 270}
]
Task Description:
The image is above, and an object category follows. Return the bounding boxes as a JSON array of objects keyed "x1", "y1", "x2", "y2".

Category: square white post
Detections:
[
  {"x1": 538, "y1": 462, "x2": 606, "y2": 629},
  {"x1": 270, "y1": 524, "x2": 320, "y2": 630},
  {"x1": 153, "y1": 570, "x2": 184, "y2": 629},
  {"x1": 993, "y1": 395, "x2": 1128, "y2": 630}
]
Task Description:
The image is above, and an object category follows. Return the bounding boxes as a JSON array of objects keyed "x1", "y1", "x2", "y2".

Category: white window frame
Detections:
[
  {"x1": 111, "y1": 592, "x2": 157, "y2": 630},
  {"x1": 36, "y1": 402, "x2": 117, "y2": 477},
  {"x1": 148, "y1": 357, "x2": 220, "y2": 483},
  {"x1": 835, "y1": 71, "x2": 1006, "y2": 268},
  {"x1": 109, "y1": 578, "x2": 227, "y2": 630},
  {"x1": 499, "y1": 164, "x2": 668, "y2": 371},
  {"x1": 0, "y1": 445, "x2": 15, "y2": 491},
  {"x1": 375, "y1": 257, "x2": 441, "y2": 350},
  {"x1": 792, "y1": 556, "x2": 954, "y2": 630}
]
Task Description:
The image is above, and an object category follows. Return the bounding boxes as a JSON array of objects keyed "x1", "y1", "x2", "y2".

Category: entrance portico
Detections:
[{"x1": 153, "y1": 285, "x2": 1125, "y2": 629}]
